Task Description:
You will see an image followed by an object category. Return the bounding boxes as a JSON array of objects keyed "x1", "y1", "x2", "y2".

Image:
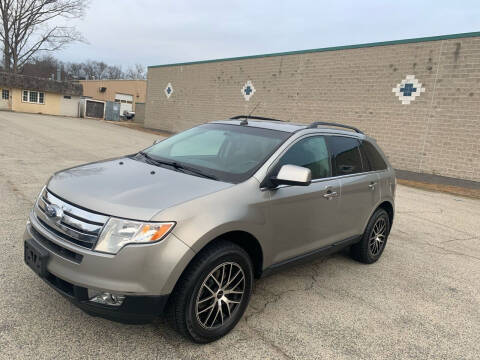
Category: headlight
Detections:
[{"x1": 95, "y1": 218, "x2": 175, "y2": 254}]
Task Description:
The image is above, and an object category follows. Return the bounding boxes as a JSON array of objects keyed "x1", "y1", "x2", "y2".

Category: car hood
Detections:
[{"x1": 47, "y1": 157, "x2": 233, "y2": 220}]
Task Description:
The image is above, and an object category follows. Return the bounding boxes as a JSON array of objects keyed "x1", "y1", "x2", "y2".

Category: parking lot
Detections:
[{"x1": 0, "y1": 112, "x2": 479, "y2": 360}]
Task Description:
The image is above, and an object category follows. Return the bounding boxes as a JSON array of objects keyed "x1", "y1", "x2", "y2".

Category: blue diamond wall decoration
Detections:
[
  {"x1": 241, "y1": 81, "x2": 256, "y2": 101},
  {"x1": 392, "y1": 75, "x2": 425, "y2": 104},
  {"x1": 164, "y1": 83, "x2": 173, "y2": 98}
]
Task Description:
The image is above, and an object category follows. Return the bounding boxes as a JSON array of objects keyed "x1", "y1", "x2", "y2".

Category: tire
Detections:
[
  {"x1": 166, "y1": 241, "x2": 253, "y2": 343},
  {"x1": 351, "y1": 208, "x2": 390, "y2": 264}
]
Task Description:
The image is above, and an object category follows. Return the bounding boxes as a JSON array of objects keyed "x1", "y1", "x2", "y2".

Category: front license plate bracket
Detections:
[{"x1": 24, "y1": 239, "x2": 49, "y2": 278}]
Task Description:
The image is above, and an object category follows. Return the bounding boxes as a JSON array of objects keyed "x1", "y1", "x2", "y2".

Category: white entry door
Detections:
[
  {"x1": 0, "y1": 89, "x2": 10, "y2": 110},
  {"x1": 115, "y1": 93, "x2": 133, "y2": 115}
]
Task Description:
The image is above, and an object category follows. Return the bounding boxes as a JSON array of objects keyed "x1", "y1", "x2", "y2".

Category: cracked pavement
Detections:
[{"x1": 0, "y1": 112, "x2": 479, "y2": 359}]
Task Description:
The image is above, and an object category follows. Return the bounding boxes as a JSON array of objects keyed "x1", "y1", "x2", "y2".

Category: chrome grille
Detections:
[{"x1": 34, "y1": 188, "x2": 109, "y2": 250}]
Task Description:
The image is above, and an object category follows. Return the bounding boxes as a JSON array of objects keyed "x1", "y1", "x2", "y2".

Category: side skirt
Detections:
[{"x1": 261, "y1": 235, "x2": 361, "y2": 278}]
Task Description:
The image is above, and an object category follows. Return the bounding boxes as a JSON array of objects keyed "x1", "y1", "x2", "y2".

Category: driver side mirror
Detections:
[
  {"x1": 268, "y1": 164, "x2": 312, "y2": 188},
  {"x1": 153, "y1": 138, "x2": 162, "y2": 145}
]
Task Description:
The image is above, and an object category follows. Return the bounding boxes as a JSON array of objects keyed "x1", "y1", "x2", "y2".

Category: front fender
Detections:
[{"x1": 151, "y1": 177, "x2": 275, "y2": 268}]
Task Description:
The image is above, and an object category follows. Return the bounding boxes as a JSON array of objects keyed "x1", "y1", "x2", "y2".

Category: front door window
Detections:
[{"x1": 273, "y1": 136, "x2": 331, "y2": 179}]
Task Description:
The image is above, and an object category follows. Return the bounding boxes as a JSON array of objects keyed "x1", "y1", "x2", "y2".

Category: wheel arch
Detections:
[
  {"x1": 200, "y1": 231, "x2": 264, "y2": 279},
  {"x1": 377, "y1": 200, "x2": 394, "y2": 228},
  {"x1": 361, "y1": 199, "x2": 394, "y2": 236},
  {"x1": 177, "y1": 230, "x2": 264, "y2": 283}
]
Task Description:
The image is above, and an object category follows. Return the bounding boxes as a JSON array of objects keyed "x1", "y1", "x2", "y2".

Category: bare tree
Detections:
[
  {"x1": 0, "y1": 0, "x2": 88, "y2": 73},
  {"x1": 80, "y1": 60, "x2": 95, "y2": 79},
  {"x1": 64, "y1": 61, "x2": 84, "y2": 79},
  {"x1": 125, "y1": 63, "x2": 146, "y2": 80},
  {"x1": 104, "y1": 65, "x2": 124, "y2": 79},
  {"x1": 21, "y1": 53, "x2": 58, "y2": 78},
  {"x1": 81, "y1": 60, "x2": 109, "y2": 79},
  {"x1": 94, "y1": 60, "x2": 108, "y2": 79}
]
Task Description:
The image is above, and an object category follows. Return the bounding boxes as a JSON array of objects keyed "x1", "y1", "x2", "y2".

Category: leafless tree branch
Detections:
[{"x1": 0, "y1": 0, "x2": 88, "y2": 72}]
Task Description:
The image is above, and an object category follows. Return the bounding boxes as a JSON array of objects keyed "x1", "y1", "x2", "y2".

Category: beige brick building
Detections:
[
  {"x1": 145, "y1": 32, "x2": 480, "y2": 182},
  {"x1": 79, "y1": 79, "x2": 146, "y2": 112}
]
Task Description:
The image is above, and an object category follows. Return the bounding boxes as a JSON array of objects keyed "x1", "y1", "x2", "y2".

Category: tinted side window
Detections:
[
  {"x1": 360, "y1": 141, "x2": 387, "y2": 171},
  {"x1": 327, "y1": 136, "x2": 363, "y2": 176},
  {"x1": 274, "y1": 136, "x2": 331, "y2": 179}
]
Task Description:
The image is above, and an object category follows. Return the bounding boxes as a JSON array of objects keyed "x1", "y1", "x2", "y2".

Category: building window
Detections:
[
  {"x1": 2, "y1": 89, "x2": 9, "y2": 100},
  {"x1": 22, "y1": 90, "x2": 45, "y2": 104},
  {"x1": 63, "y1": 95, "x2": 71, "y2": 99},
  {"x1": 29, "y1": 91, "x2": 38, "y2": 103}
]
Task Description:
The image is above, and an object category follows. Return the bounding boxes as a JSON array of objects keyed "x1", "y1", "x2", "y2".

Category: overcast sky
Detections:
[{"x1": 55, "y1": 0, "x2": 479, "y2": 69}]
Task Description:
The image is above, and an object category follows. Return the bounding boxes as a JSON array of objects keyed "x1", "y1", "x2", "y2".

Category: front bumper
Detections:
[
  {"x1": 34, "y1": 253, "x2": 169, "y2": 323},
  {"x1": 24, "y1": 211, "x2": 195, "y2": 323}
]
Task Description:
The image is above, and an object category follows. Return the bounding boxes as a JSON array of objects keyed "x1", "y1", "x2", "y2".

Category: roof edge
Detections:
[
  {"x1": 148, "y1": 31, "x2": 480, "y2": 69},
  {"x1": 77, "y1": 79, "x2": 147, "y2": 82},
  {"x1": 0, "y1": 71, "x2": 82, "y2": 96}
]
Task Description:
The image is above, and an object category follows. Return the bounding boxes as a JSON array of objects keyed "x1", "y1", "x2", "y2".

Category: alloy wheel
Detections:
[
  {"x1": 195, "y1": 262, "x2": 245, "y2": 329},
  {"x1": 368, "y1": 216, "x2": 387, "y2": 256}
]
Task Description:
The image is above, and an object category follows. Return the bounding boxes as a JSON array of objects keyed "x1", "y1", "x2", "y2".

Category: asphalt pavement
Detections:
[{"x1": 0, "y1": 112, "x2": 478, "y2": 359}]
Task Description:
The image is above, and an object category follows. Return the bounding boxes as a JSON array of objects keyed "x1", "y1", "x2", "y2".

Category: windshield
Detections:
[{"x1": 140, "y1": 123, "x2": 290, "y2": 183}]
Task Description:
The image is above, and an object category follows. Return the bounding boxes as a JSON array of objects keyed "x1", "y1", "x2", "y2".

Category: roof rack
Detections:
[
  {"x1": 230, "y1": 115, "x2": 285, "y2": 125},
  {"x1": 307, "y1": 121, "x2": 364, "y2": 134}
]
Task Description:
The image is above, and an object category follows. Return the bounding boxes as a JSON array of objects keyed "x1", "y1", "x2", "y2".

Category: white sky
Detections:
[{"x1": 55, "y1": 0, "x2": 480, "y2": 68}]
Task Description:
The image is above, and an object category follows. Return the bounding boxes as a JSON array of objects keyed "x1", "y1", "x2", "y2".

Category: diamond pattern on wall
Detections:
[
  {"x1": 392, "y1": 75, "x2": 425, "y2": 104},
  {"x1": 164, "y1": 83, "x2": 173, "y2": 98},
  {"x1": 241, "y1": 80, "x2": 256, "y2": 101}
]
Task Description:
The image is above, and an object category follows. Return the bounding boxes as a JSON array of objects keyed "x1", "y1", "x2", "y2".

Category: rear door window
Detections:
[
  {"x1": 360, "y1": 141, "x2": 387, "y2": 171},
  {"x1": 327, "y1": 136, "x2": 363, "y2": 176}
]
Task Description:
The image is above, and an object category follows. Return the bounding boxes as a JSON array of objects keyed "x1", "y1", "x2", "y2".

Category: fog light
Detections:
[{"x1": 88, "y1": 289, "x2": 125, "y2": 306}]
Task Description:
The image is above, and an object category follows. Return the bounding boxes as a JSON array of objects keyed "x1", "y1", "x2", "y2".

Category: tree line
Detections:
[{"x1": 20, "y1": 55, "x2": 146, "y2": 80}]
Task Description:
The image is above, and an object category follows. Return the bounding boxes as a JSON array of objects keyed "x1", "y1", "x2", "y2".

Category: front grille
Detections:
[
  {"x1": 37, "y1": 218, "x2": 96, "y2": 250},
  {"x1": 30, "y1": 225, "x2": 83, "y2": 263},
  {"x1": 34, "y1": 188, "x2": 109, "y2": 250}
]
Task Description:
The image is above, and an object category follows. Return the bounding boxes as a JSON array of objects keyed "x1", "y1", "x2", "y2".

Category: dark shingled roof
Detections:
[{"x1": 0, "y1": 72, "x2": 82, "y2": 96}]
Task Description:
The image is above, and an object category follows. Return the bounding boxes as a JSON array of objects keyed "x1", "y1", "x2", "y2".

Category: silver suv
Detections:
[{"x1": 24, "y1": 116, "x2": 395, "y2": 343}]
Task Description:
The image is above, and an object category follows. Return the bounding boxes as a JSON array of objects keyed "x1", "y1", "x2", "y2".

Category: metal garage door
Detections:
[
  {"x1": 85, "y1": 99, "x2": 105, "y2": 118},
  {"x1": 115, "y1": 93, "x2": 133, "y2": 115}
]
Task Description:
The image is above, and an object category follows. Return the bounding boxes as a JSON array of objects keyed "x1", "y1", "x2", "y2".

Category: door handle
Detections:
[
  {"x1": 323, "y1": 190, "x2": 338, "y2": 199},
  {"x1": 368, "y1": 182, "x2": 377, "y2": 190}
]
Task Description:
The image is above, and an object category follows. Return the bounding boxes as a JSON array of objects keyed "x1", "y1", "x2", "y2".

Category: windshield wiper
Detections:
[
  {"x1": 171, "y1": 162, "x2": 218, "y2": 180},
  {"x1": 138, "y1": 151, "x2": 159, "y2": 165},
  {"x1": 138, "y1": 152, "x2": 218, "y2": 180}
]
